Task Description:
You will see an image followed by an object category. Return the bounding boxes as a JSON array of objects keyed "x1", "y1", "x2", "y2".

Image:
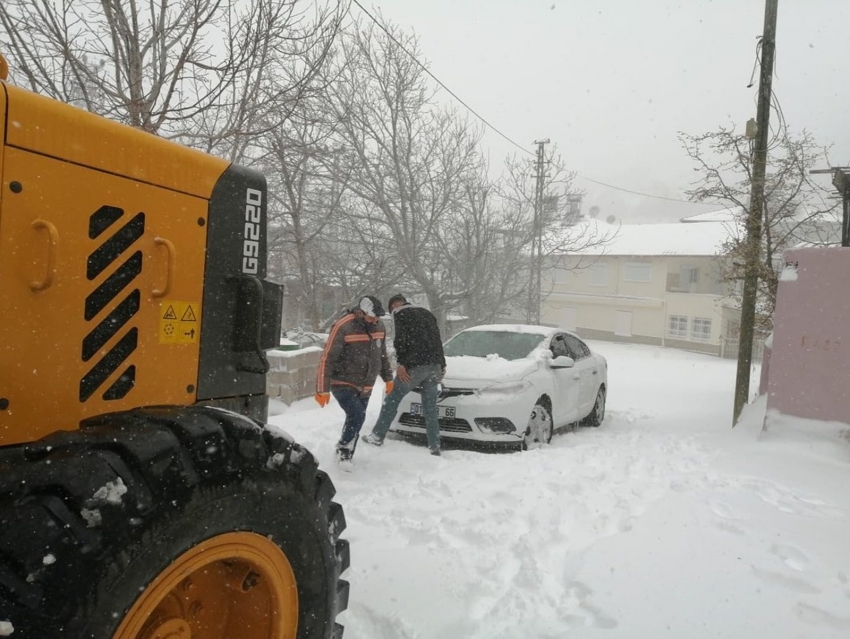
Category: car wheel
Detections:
[
  {"x1": 584, "y1": 386, "x2": 606, "y2": 427},
  {"x1": 522, "y1": 402, "x2": 553, "y2": 450}
]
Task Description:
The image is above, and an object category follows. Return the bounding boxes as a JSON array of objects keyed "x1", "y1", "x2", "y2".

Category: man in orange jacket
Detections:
[{"x1": 315, "y1": 295, "x2": 393, "y2": 469}]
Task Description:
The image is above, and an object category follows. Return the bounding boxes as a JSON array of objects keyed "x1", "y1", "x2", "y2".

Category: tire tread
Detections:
[{"x1": 0, "y1": 406, "x2": 348, "y2": 638}]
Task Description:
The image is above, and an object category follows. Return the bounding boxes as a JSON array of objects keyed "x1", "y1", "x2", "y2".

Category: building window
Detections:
[
  {"x1": 551, "y1": 267, "x2": 568, "y2": 284},
  {"x1": 679, "y1": 266, "x2": 699, "y2": 292},
  {"x1": 589, "y1": 263, "x2": 608, "y2": 287},
  {"x1": 726, "y1": 320, "x2": 741, "y2": 339},
  {"x1": 624, "y1": 262, "x2": 652, "y2": 283},
  {"x1": 691, "y1": 317, "x2": 712, "y2": 341},
  {"x1": 668, "y1": 315, "x2": 688, "y2": 338},
  {"x1": 681, "y1": 266, "x2": 698, "y2": 283},
  {"x1": 549, "y1": 257, "x2": 569, "y2": 284}
]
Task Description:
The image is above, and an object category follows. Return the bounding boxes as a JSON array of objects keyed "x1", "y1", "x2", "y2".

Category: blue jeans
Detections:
[
  {"x1": 372, "y1": 363, "x2": 443, "y2": 451},
  {"x1": 332, "y1": 387, "x2": 370, "y2": 458}
]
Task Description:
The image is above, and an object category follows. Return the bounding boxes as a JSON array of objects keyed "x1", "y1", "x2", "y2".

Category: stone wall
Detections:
[
  {"x1": 576, "y1": 327, "x2": 724, "y2": 357},
  {"x1": 266, "y1": 346, "x2": 322, "y2": 405}
]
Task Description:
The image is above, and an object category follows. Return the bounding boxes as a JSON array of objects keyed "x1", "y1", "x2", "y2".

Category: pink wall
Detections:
[{"x1": 767, "y1": 247, "x2": 850, "y2": 423}]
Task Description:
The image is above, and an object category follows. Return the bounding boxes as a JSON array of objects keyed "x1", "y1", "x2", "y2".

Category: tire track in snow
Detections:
[{"x1": 345, "y1": 421, "x2": 719, "y2": 637}]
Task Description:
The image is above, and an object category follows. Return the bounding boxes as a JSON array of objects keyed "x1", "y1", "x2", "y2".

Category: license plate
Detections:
[{"x1": 410, "y1": 403, "x2": 455, "y2": 419}]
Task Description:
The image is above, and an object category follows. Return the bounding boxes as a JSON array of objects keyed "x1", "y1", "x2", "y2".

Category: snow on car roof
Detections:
[{"x1": 460, "y1": 324, "x2": 557, "y2": 337}]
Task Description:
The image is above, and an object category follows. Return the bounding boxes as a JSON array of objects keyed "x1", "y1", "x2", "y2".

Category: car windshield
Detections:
[{"x1": 444, "y1": 330, "x2": 545, "y2": 361}]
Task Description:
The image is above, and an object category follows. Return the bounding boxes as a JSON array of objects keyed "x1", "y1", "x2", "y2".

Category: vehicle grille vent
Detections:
[
  {"x1": 438, "y1": 387, "x2": 475, "y2": 400},
  {"x1": 79, "y1": 205, "x2": 144, "y2": 402},
  {"x1": 399, "y1": 413, "x2": 473, "y2": 433}
]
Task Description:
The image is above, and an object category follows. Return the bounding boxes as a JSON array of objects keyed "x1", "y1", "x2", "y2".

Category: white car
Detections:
[{"x1": 390, "y1": 324, "x2": 608, "y2": 449}]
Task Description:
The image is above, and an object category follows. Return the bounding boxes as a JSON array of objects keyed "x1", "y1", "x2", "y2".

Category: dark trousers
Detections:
[
  {"x1": 372, "y1": 363, "x2": 443, "y2": 451},
  {"x1": 332, "y1": 387, "x2": 370, "y2": 459}
]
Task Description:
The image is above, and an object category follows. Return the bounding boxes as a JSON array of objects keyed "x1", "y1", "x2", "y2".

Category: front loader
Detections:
[{"x1": 0, "y1": 54, "x2": 349, "y2": 638}]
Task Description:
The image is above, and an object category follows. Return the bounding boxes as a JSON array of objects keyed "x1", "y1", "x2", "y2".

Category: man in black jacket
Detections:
[
  {"x1": 315, "y1": 295, "x2": 393, "y2": 469},
  {"x1": 362, "y1": 294, "x2": 446, "y2": 455}
]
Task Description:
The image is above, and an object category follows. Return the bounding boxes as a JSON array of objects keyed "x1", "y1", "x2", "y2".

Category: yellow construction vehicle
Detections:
[{"x1": 0, "y1": 53, "x2": 349, "y2": 638}]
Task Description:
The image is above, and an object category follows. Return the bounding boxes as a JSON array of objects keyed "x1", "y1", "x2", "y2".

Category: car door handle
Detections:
[{"x1": 592, "y1": 370, "x2": 598, "y2": 375}]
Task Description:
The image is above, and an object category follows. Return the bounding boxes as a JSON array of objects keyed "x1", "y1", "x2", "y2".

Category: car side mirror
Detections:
[{"x1": 550, "y1": 355, "x2": 575, "y2": 369}]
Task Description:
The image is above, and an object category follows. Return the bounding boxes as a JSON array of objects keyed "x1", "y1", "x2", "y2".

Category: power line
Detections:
[
  {"x1": 575, "y1": 174, "x2": 698, "y2": 203},
  {"x1": 351, "y1": 0, "x2": 705, "y2": 205},
  {"x1": 350, "y1": 0, "x2": 533, "y2": 157}
]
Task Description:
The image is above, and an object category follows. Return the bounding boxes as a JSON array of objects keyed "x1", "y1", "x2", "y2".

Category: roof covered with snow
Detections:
[
  {"x1": 552, "y1": 216, "x2": 737, "y2": 257},
  {"x1": 679, "y1": 206, "x2": 741, "y2": 223}
]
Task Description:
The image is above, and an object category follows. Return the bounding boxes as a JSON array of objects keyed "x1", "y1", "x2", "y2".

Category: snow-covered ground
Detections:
[{"x1": 270, "y1": 341, "x2": 850, "y2": 639}]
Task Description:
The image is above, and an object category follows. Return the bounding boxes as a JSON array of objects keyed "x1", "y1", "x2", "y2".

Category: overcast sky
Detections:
[{"x1": 356, "y1": 0, "x2": 850, "y2": 222}]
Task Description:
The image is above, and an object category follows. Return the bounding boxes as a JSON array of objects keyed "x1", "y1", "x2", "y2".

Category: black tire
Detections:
[
  {"x1": 522, "y1": 402, "x2": 553, "y2": 450},
  {"x1": 583, "y1": 386, "x2": 606, "y2": 427},
  {"x1": 0, "y1": 406, "x2": 349, "y2": 639}
]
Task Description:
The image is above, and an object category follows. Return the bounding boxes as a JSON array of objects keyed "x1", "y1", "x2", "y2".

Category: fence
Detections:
[
  {"x1": 720, "y1": 337, "x2": 766, "y2": 362},
  {"x1": 266, "y1": 347, "x2": 322, "y2": 404}
]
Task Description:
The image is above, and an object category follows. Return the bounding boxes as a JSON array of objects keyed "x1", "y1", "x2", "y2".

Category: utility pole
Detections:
[
  {"x1": 527, "y1": 138, "x2": 549, "y2": 324},
  {"x1": 733, "y1": 0, "x2": 778, "y2": 426}
]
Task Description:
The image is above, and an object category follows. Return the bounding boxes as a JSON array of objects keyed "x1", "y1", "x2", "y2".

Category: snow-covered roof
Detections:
[
  {"x1": 556, "y1": 217, "x2": 736, "y2": 257},
  {"x1": 679, "y1": 206, "x2": 741, "y2": 223}
]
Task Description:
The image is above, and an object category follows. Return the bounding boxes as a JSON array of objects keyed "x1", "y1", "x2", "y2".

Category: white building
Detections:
[{"x1": 541, "y1": 216, "x2": 741, "y2": 356}]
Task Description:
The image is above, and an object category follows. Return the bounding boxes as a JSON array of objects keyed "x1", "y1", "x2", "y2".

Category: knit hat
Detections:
[
  {"x1": 358, "y1": 295, "x2": 385, "y2": 318},
  {"x1": 387, "y1": 293, "x2": 407, "y2": 310}
]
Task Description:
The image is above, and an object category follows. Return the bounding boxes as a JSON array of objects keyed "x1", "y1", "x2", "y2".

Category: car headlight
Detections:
[{"x1": 477, "y1": 380, "x2": 531, "y2": 396}]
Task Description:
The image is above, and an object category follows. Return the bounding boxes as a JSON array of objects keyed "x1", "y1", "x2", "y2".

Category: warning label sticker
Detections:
[{"x1": 159, "y1": 301, "x2": 200, "y2": 344}]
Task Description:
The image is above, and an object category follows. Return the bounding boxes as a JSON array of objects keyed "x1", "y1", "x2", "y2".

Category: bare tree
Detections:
[
  {"x1": 323, "y1": 20, "x2": 483, "y2": 332},
  {"x1": 438, "y1": 172, "x2": 533, "y2": 326},
  {"x1": 680, "y1": 124, "x2": 839, "y2": 330},
  {"x1": 0, "y1": 0, "x2": 343, "y2": 142},
  {"x1": 262, "y1": 116, "x2": 342, "y2": 330},
  {"x1": 188, "y1": 0, "x2": 345, "y2": 162},
  {"x1": 317, "y1": 197, "x2": 406, "y2": 325},
  {"x1": 261, "y1": 116, "x2": 404, "y2": 332},
  {"x1": 498, "y1": 148, "x2": 611, "y2": 323},
  {"x1": 257, "y1": 64, "x2": 414, "y2": 332}
]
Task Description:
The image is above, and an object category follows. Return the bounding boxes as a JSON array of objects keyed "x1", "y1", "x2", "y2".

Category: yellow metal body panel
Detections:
[
  {"x1": 4, "y1": 83, "x2": 228, "y2": 199},
  {"x1": 0, "y1": 86, "x2": 5, "y2": 206},
  {"x1": 0, "y1": 146, "x2": 210, "y2": 445}
]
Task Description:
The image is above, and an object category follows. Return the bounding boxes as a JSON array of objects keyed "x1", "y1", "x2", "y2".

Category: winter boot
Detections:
[
  {"x1": 361, "y1": 433, "x2": 384, "y2": 447},
  {"x1": 335, "y1": 448, "x2": 354, "y2": 472}
]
